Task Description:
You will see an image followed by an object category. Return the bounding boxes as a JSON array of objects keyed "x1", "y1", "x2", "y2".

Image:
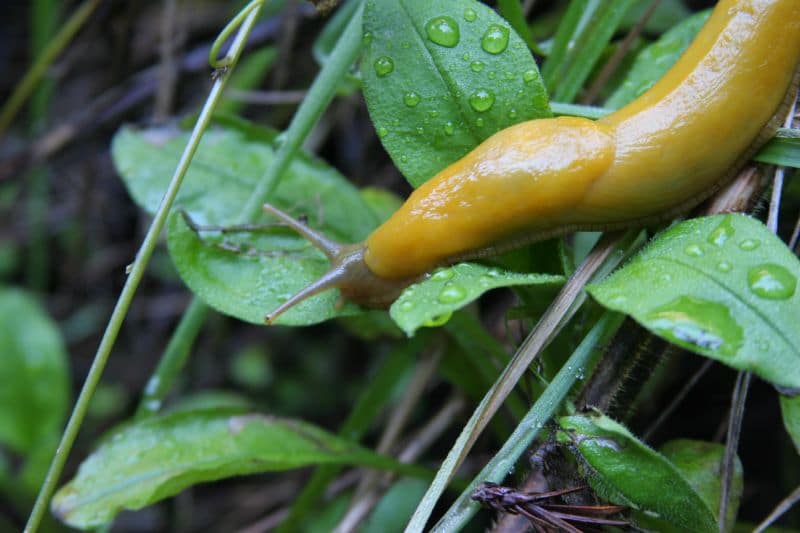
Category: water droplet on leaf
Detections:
[
  {"x1": 374, "y1": 56, "x2": 394, "y2": 77},
  {"x1": 464, "y1": 8, "x2": 477, "y2": 22},
  {"x1": 469, "y1": 89, "x2": 495, "y2": 112},
  {"x1": 425, "y1": 16, "x2": 460, "y2": 47},
  {"x1": 647, "y1": 296, "x2": 743, "y2": 357},
  {"x1": 747, "y1": 263, "x2": 796, "y2": 300},
  {"x1": 403, "y1": 91, "x2": 421, "y2": 107},
  {"x1": 739, "y1": 239, "x2": 760, "y2": 251},
  {"x1": 481, "y1": 24, "x2": 510, "y2": 54}
]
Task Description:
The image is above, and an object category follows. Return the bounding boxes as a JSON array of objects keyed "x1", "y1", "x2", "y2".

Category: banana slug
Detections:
[{"x1": 264, "y1": 0, "x2": 800, "y2": 324}]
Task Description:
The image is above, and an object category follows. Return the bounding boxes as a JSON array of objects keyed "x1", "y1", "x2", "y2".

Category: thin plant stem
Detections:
[
  {"x1": 718, "y1": 370, "x2": 750, "y2": 532},
  {"x1": 0, "y1": 0, "x2": 103, "y2": 136},
  {"x1": 431, "y1": 311, "x2": 625, "y2": 532},
  {"x1": 134, "y1": 298, "x2": 209, "y2": 417},
  {"x1": 23, "y1": 3, "x2": 265, "y2": 531},
  {"x1": 753, "y1": 484, "x2": 800, "y2": 533},
  {"x1": 135, "y1": 0, "x2": 365, "y2": 419}
]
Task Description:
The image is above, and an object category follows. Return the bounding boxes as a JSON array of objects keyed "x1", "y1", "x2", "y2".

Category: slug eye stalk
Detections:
[{"x1": 261, "y1": 204, "x2": 413, "y2": 325}]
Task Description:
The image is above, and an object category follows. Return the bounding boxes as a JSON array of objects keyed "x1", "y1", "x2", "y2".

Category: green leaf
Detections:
[
  {"x1": 588, "y1": 214, "x2": 800, "y2": 390},
  {"x1": 541, "y1": 0, "x2": 637, "y2": 103},
  {"x1": 559, "y1": 413, "x2": 718, "y2": 533},
  {"x1": 113, "y1": 122, "x2": 383, "y2": 325},
  {"x1": 606, "y1": 9, "x2": 710, "y2": 108},
  {"x1": 52, "y1": 408, "x2": 425, "y2": 529},
  {"x1": 389, "y1": 263, "x2": 563, "y2": 336},
  {"x1": 363, "y1": 478, "x2": 429, "y2": 533},
  {"x1": 755, "y1": 128, "x2": 800, "y2": 169},
  {"x1": 0, "y1": 287, "x2": 69, "y2": 453},
  {"x1": 361, "y1": 0, "x2": 550, "y2": 186},
  {"x1": 620, "y1": 0, "x2": 691, "y2": 35},
  {"x1": 659, "y1": 439, "x2": 742, "y2": 532},
  {"x1": 781, "y1": 394, "x2": 800, "y2": 455}
]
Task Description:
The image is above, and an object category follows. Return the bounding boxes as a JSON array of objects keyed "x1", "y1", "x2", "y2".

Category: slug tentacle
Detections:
[{"x1": 262, "y1": 204, "x2": 415, "y2": 324}]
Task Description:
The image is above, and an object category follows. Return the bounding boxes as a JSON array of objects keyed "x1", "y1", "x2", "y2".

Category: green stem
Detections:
[
  {"x1": 134, "y1": 298, "x2": 209, "y2": 418},
  {"x1": 431, "y1": 312, "x2": 625, "y2": 531},
  {"x1": 240, "y1": 0, "x2": 365, "y2": 219},
  {"x1": 23, "y1": 3, "x2": 265, "y2": 531},
  {"x1": 0, "y1": 0, "x2": 102, "y2": 137}
]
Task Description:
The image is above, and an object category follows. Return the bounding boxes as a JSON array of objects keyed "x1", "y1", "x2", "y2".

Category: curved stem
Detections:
[{"x1": 23, "y1": 3, "x2": 264, "y2": 531}]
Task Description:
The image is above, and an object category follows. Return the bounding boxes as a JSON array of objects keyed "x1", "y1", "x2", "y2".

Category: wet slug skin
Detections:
[{"x1": 264, "y1": 0, "x2": 800, "y2": 323}]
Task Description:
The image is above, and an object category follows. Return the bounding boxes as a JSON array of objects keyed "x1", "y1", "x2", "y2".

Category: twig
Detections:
[
  {"x1": 753, "y1": 484, "x2": 800, "y2": 533},
  {"x1": 718, "y1": 370, "x2": 750, "y2": 532}
]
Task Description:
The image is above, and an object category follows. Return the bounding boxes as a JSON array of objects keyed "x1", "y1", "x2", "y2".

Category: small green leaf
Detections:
[
  {"x1": 606, "y1": 10, "x2": 710, "y2": 108},
  {"x1": 0, "y1": 288, "x2": 70, "y2": 453},
  {"x1": 559, "y1": 413, "x2": 718, "y2": 532},
  {"x1": 52, "y1": 408, "x2": 424, "y2": 529},
  {"x1": 589, "y1": 214, "x2": 800, "y2": 390},
  {"x1": 660, "y1": 439, "x2": 742, "y2": 532},
  {"x1": 389, "y1": 263, "x2": 563, "y2": 336},
  {"x1": 781, "y1": 394, "x2": 800, "y2": 455},
  {"x1": 755, "y1": 128, "x2": 800, "y2": 169},
  {"x1": 362, "y1": 0, "x2": 550, "y2": 186},
  {"x1": 113, "y1": 122, "x2": 383, "y2": 325}
]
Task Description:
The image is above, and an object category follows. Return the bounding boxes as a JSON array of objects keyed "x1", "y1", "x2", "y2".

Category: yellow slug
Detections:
[{"x1": 264, "y1": 0, "x2": 800, "y2": 323}]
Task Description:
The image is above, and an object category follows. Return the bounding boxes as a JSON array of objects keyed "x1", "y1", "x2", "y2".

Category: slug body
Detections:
[{"x1": 265, "y1": 0, "x2": 800, "y2": 323}]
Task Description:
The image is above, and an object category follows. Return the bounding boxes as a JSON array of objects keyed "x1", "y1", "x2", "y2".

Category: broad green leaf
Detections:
[
  {"x1": 52, "y1": 408, "x2": 425, "y2": 529},
  {"x1": 389, "y1": 263, "x2": 563, "y2": 336},
  {"x1": 781, "y1": 395, "x2": 800, "y2": 455},
  {"x1": 113, "y1": 122, "x2": 382, "y2": 325},
  {"x1": 0, "y1": 287, "x2": 69, "y2": 453},
  {"x1": 660, "y1": 439, "x2": 742, "y2": 532},
  {"x1": 361, "y1": 0, "x2": 550, "y2": 186},
  {"x1": 589, "y1": 214, "x2": 800, "y2": 390},
  {"x1": 541, "y1": 0, "x2": 637, "y2": 103},
  {"x1": 606, "y1": 10, "x2": 710, "y2": 108},
  {"x1": 559, "y1": 413, "x2": 718, "y2": 532}
]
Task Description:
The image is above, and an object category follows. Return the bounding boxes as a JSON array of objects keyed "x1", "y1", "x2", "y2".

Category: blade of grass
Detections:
[
  {"x1": 0, "y1": 0, "x2": 102, "y2": 136},
  {"x1": 432, "y1": 311, "x2": 625, "y2": 531},
  {"x1": 23, "y1": 3, "x2": 265, "y2": 531}
]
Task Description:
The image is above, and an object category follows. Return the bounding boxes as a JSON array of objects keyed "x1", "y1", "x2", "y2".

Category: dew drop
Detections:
[
  {"x1": 470, "y1": 60, "x2": 485, "y2": 72},
  {"x1": 431, "y1": 268, "x2": 454, "y2": 281},
  {"x1": 362, "y1": 32, "x2": 373, "y2": 45},
  {"x1": 428, "y1": 110, "x2": 439, "y2": 118},
  {"x1": 377, "y1": 127, "x2": 388, "y2": 138},
  {"x1": 469, "y1": 89, "x2": 495, "y2": 112},
  {"x1": 464, "y1": 7, "x2": 477, "y2": 22},
  {"x1": 399, "y1": 300, "x2": 414, "y2": 312},
  {"x1": 708, "y1": 216, "x2": 735, "y2": 247},
  {"x1": 481, "y1": 24, "x2": 510, "y2": 54},
  {"x1": 438, "y1": 282, "x2": 467, "y2": 303},
  {"x1": 508, "y1": 108, "x2": 518, "y2": 119},
  {"x1": 747, "y1": 263, "x2": 796, "y2": 300},
  {"x1": 443, "y1": 121, "x2": 455, "y2": 135},
  {"x1": 716, "y1": 260, "x2": 732, "y2": 273},
  {"x1": 647, "y1": 296, "x2": 743, "y2": 357},
  {"x1": 425, "y1": 16, "x2": 460, "y2": 47},
  {"x1": 523, "y1": 69, "x2": 538, "y2": 84},
  {"x1": 475, "y1": 117, "x2": 485, "y2": 127},
  {"x1": 373, "y1": 56, "x2": 394, "y2": 77},
  {"x1": 486, "y1": 268, "x2": 501, "y2": 277},
  {"x1": 402, "y1": 41, "x2": 411, "y2": 49},
  {"x1": 416, "y1": 126, "x2": 424, "y2": 135},
  {"x1": 683, "y1": 244, "x2": 704, "y2": 257},
  {"x1": 400, "y1": 154, "x2": 408, "y2": 163},
  {"x1": 739, "y1": 239, "x2": 760, "y2": 251},
  {"x1": 462, "y1": 52, "x2": 471, "y2": 61},
  {"x1": 424, "y1": 311, "x2": 453, "y2": 327},
  {"x1": 487, "y1": 71, "x2": 496, "y2": 80},
  {"x1": 403, "y1": 90, "x2": 421, "y2": 107}
]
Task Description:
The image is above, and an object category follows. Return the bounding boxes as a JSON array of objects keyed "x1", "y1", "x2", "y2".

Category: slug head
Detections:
[{"x1": 262, "y1": 204, "x2": 414, "y2": 325}]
